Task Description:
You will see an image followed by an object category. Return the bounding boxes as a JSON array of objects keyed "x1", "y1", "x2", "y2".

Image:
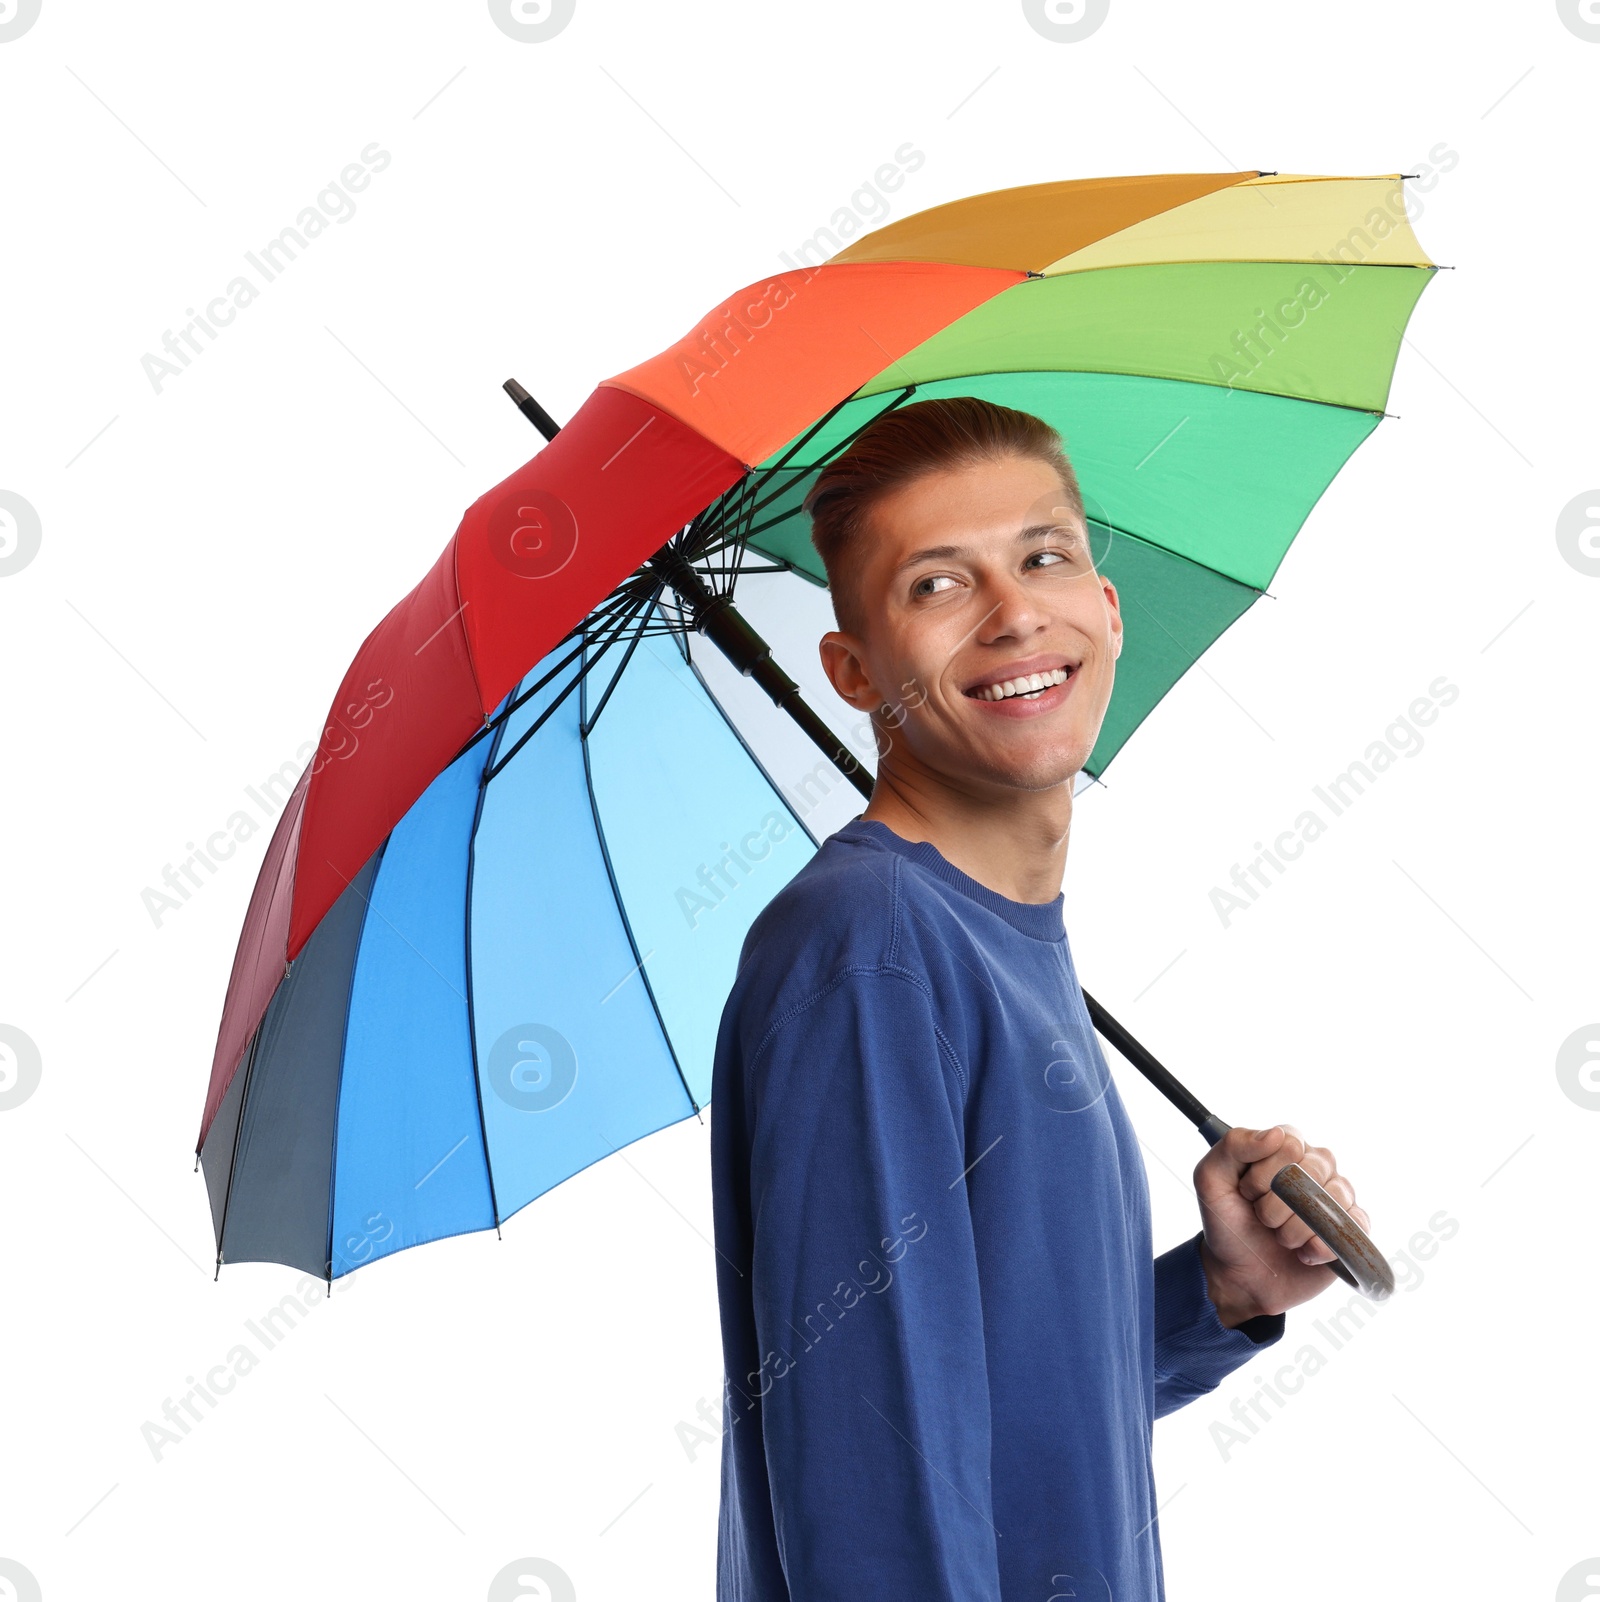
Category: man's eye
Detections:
[
  {"x1": 1028, "y1": 547, "x2": 1075, "y2": 569},
  {"x1": 912, "y1": 574, "x2": 957, "y2": 597}
]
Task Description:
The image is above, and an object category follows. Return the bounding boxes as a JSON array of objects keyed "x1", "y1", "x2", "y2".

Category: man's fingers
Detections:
[
  {"x1": 1294, "y1": 1232, "x2": 1336, "y2": 1265},
  {"x1": 1239, "y1": 1126, "x2": 1310, "y2": 1200},
  {"x1": 1198, "y1": 1124, "x2": 1371, "y2": 1268},
  {"x1": 1266, "y1": 1154, "x2": 1364, "y2": 1258},
  {"x1": 1243, "y1": 1141, "x2": 1356, "y2": 1212},
  {"x1": 1252, "y1": 1191, "x2": 1294, "y2": 1232},
  {"x1": 1197, "y1": 1124, "x2": 1290, "y2": 1194},
  {"x1": 1267, "y1": 1152, "x2": 1358, "y2": 1216},
  {"x1": 1293, "y1": 1198, "x2": 1375, "y2": 1268},
  {"x1": 1271, "y1": 1210, "x2": 1316, "y2": 1251}
]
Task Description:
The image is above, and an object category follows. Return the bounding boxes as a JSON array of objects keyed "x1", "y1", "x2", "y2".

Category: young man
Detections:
[{"x1": 708, "y1": 396, "x2": 1370, "y2": 1600}]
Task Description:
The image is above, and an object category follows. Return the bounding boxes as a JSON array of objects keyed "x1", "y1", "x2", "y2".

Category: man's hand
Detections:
[{"x1": 1193, "y1": 1124, "x2": 1372, "y2": 1325}]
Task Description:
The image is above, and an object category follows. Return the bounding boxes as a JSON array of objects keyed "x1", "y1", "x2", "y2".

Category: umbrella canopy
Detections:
[{"x1": 197, "y1": 169, "x2": 1436, "y2": 1282}]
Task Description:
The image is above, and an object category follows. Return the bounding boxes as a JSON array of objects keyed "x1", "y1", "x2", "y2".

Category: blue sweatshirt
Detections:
[{"x1": 709, "y1": 817, "x2": 1284, "y2": 1600}]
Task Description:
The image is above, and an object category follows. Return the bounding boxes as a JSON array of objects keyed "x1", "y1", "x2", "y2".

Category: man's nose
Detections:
[{"x1": 975, "y1": 572, "x2": 1046, "y2": 641}]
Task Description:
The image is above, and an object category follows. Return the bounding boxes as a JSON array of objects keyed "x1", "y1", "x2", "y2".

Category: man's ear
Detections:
[
  {"x1": 1101, "y1": 576, "x2": 1124, "y2": 659},
  {"x1": 818, "y1": 631, "x2": 883, "y2": 712}
]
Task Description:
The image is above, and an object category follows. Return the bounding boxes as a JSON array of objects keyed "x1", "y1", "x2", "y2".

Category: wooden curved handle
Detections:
[{"x1": 1270, "y1": 1161, "x2": 1395, "y2": 1301}]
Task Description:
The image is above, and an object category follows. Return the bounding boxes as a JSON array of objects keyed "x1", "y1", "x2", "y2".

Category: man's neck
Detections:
[{"x1": 860, "y1": 763, "x2": 1073, "y2": 905}]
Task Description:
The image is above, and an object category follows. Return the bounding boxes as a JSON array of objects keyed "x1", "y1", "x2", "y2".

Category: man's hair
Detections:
[{"x1": 802, "y1": 395, "x2": 1086, "y2": 637}]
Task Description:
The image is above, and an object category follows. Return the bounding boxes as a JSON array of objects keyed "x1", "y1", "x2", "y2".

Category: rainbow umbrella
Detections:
[{"x1": 197, "y1": 169, "x2": 1435, "y2": 1283}]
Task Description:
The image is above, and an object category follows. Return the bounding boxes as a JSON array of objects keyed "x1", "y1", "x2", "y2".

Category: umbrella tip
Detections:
[{"x1": 502, "y1": 379, "x2": 562, "y2": 441}]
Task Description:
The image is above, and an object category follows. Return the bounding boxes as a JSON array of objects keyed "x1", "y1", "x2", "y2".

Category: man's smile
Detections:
[{"x1": 961, "y1": 654, "x2": 1080, "y2": 713}]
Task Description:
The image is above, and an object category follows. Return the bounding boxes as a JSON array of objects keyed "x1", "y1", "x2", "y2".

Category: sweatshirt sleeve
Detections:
[
  {"x1": 1152, "y1": 1231, "x2": 1286, "y2": 1418},
  {"x1": 740, "y1": 967, "x2": 1003, "y2": 1599}
]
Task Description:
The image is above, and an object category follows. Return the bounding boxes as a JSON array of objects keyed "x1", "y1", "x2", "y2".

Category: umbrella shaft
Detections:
[
  {"x1": 1078, "y1": 992, "x2": 1222, "y2": 1136},
  {"x1": 647, "y1": 543, "x2": 874, "y2": 802},
  {"x1": 502, "y1": 378, "x2": 1223, "y2": 1143}
]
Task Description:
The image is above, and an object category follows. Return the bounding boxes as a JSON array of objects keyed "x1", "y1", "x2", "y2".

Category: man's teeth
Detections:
[{"x1": 974, "y1": 667, "x2": 1073, "y2": 702}]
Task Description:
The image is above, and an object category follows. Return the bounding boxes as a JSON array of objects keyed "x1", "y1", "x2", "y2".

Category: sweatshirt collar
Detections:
[{"x1": 840, "y1": 818, "x2": 1067, "y2": 942}]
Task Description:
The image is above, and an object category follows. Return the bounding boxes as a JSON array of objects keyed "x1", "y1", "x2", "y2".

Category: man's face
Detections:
[{"x1": 820, "y1": 452, "x2": 1123, "y2": 794}]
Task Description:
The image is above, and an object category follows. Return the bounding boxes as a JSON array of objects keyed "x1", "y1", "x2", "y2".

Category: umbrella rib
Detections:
[
  {"x1": 208, "y1": 1021, "x2": 265, "y2": 1279},
  {"x1": 693, "y1": 411, "x2": 842, "y2": 542},
  {"x1": 689, "y1": 562, "x2": 791, "y2": 576},
  {"x1": 746, "y1": 381, "x2": 918, "y2": 501},
  {"x1": 323, "y1": 837, "x2": 391, "y2": 1285},
  {"x1": 1092, "y1": 514, "x2": 1269, "y2": 596},
  {"x1": 695, "y1": 384, "x2": 920, "y2": 546},
  {"x1": 485, "y1": 661, "x2": 590, "y2": 779},
  {"x1": 482, "y1": 601, "x2": 648, "y2": 783},
  {"x1": 480, "y1": 657, "x2": 590, "y2": 782},
  {"x1": 681, "y1": 652, "x2": 824, "y2": 851},
  {"x1": 452, "y1": 631, "x2": 599, "y2": 766},
  {"x1": 451, "y1": 588, "x2": 652, "y2": 768},
  {"x1": 725, "y1": 379, "x2": 927, "y2": 544},
  {"x1": 689, "y1": 459, "x2": 762, "y2": 565},
  {"x1": 577, "y1": 627, "x2": 700, "y2": 1120},
  {"x1": 462, "y1": 709, "x2": 512, "y2": 1233},
  {"x1": 581, "y1": 585, "x2": 661, "y2": 737},
  {"x1": 720, "y1": 515, "x2": 753, "y2": 601}
]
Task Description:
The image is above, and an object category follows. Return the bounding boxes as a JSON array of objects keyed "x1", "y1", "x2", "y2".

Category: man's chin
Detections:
[{"x1": 955, "y1": 741, "x2": 1090, "y2": 795}]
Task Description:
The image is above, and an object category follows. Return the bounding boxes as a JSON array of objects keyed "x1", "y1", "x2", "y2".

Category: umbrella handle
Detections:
[{"x1": 1198, "y1": 1116, "x2": 1395, "y2": 1302}]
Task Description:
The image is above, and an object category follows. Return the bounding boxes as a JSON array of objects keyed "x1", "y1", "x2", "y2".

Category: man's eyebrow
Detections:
[{"x1": 892, "y1": 522, "x2": 1078, "y2": 577}]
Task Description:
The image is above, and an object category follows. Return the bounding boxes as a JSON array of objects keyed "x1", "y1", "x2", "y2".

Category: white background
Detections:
[{"x1": 1, "y1": 2, "x2": 1595, "y2": 1598}]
